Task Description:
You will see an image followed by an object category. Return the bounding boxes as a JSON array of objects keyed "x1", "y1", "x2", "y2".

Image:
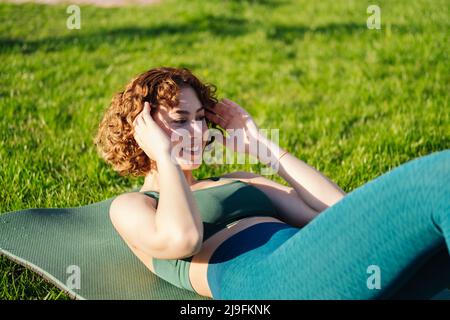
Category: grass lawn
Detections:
[{"x1": 0, "y1": 0, "x2": 448, "y2": 299}]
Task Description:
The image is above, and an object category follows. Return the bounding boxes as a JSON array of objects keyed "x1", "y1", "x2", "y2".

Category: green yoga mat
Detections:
[
  {"x1": 0, "y1": 188, "x2": 211, "y2": 300},
  {"x1": 1, "y1": 189, "x2": 449, "y2": 300}
]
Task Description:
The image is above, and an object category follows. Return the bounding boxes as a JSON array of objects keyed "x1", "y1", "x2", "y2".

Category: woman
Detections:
[{"x1": 94, "y1": 67, "x2": 450, "y2": 299}]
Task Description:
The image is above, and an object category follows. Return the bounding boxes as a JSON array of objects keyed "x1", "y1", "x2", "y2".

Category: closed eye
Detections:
[{"x1": 172, "y1": 115, "x2": 206, "y2": 124}]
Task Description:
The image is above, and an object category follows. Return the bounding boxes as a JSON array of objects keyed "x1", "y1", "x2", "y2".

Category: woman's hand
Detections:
[
  {"x1": 133, "y1": 102, "x2": 172, "y2": 162},
  {"x1": 206, "y1": 98, "x2": 262, "y2": 157}
]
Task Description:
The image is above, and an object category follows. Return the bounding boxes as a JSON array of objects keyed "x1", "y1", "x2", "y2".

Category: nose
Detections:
[
  {"x1": 181, "y1": 119, "x2": 203, "y2": 137},
  {"x1": 192, "y1": 120, "x2": 204, "y2": 135},
  {"x1": 174, "y1": 120, "x2": 204, "y2": 146}
]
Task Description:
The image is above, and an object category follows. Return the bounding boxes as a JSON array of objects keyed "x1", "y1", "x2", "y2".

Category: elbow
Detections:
[
  {"x1": 189, "y1": 235, "x2": 203, "y2": 256},
  {"x1": 171, "y1": 230, "x2": 203, "y2": 257},
  {"x1": 184, "y1": 231, "x2": 203, "y2": 256}
]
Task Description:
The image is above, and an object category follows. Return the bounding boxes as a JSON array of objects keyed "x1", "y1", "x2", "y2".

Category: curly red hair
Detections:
[{"x1": 93, "y1": 67, "x2": 219, "y2": 177}]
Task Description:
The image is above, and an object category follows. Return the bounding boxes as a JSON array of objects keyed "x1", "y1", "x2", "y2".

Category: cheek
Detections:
[
  {"x1": 171, "y1": 127, "x2": 188, "y2": 147},
  {"x1": 202, "y1": 125, "x2": 209, "y2": 145},
  {"x1": 202, "y1": 121, "x2": 208, "y2": 142},
  {"x1": 165, "y1": 126, "x2": 177, "y2": 138}
]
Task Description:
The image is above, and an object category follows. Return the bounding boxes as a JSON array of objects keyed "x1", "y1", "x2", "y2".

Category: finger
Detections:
[
  {"x1": 133, "y1": 115, "x2": 139, "y2": 127},
  {"x1": 205, "y1": 107, "x2": 226, "y2": 120},
  {"x1": 205, "y1": 109, "x2": 227, "y2": 127},
  {"x1": 222, "y1": 98, "x2": 240, "y2": 110},
  {"x1": 214, "y1": 109, "x2": 233, "y2": 126},
  {"x1": 163, "y1": 121, "x2": 179, "y2": 138},
  {"x1": 216, "y1": 101, "x2": 236, "y2": 117},
  {"x1": 207, "y1": 102, "x2": 229, "y2": 119},
  {"x1": 132, "y1": 113, "x2": 140, "y2": 126},
  {"x1": 205, "y1": 108, "x2": 225, "y2": 121},
  {"x1": 134, "y1": 114, "x2": 144, "y2": 127},
  {"x1": 222, "y1": 99, "x2": 246, "y2": 116},
  {"x1": 222, "y1": 98, "x2": 235, "y2": 106},
  {"x1": 141, "y1": 102, "x2": 153, "y2": 125},
  {"x1": 155, "y1": 115, "x2": 180, "y2": 140},
  {"x1": 133, "y1": 115, "x2": 140, "y2": 128},
  {"x1": 133, "y1": 131, "x2": 143, "y2": 147},
  {"x1": 215, "y1": 100, "x2": 231, "y2": 112}
]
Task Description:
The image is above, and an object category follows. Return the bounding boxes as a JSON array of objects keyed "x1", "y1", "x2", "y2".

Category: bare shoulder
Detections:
[
  {"x1": 109, "y1": 193, "x2": 158, "y2": 248},
  {"x1": 109, "y1": 192, "x2": 157, "y2": 224},
  {"x1": 108, "y1": 192, "x2": 161, "y2": 253}
]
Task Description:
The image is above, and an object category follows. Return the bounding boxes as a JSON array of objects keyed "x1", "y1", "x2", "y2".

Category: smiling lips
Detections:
[
  {"x1": 182, "y1": 145, "x2": 201, "y2": 155},
  {"x1": 184, "y1": 145, "x2": 200, "y2": 152}
]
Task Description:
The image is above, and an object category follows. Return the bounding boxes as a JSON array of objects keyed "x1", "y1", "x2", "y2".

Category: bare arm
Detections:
[
  {"x1": 222, "y1": 171, "x2": 320, "y2": 227},
  {"x1": 110, "y1": 156, "x2": 203, "y2": 260},
  {"x1": 153, "y1": 154, "x2": 203, "y2": 245},
  {"x1": 109, "y1": 102, "x2": 203, "y2": 259},
  {"x1": 259, "y1": 136, "x2": 347, "y2": 212},
  {"x1": 206, "y1": 98, "x2": 346, "y2": 212}
]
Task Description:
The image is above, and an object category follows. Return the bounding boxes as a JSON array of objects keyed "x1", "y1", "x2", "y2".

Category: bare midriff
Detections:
[
  {"x1": 131, "y1": 216, "x2": 286, "y2": 298},
  {"x1": 137, "y1": 181, "x2": 287, "y2": 298},
  {"x1": 189, "y1": 216, "x2": 287, "y2": 298}
]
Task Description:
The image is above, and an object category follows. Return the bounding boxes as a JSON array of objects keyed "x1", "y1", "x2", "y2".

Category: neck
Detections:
[{"x1": 142, "y1": 169, "x2": 197, "y2": 192}]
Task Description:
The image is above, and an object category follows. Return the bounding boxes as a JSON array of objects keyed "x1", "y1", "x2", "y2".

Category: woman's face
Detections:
[{"x1": 152, "y1": 85, "x2": 209, "y2": 170}]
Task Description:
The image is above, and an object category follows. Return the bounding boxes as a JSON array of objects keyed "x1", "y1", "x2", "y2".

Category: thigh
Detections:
[
  {"x1": 207, "y1": 222, "x2": 300, "y2": 299},
  {"x1": 389, "y1": 244, "x2": 450, "y2": 300},
  {"x1": 219, "y1": 151, "x2": 449, "y2": 299}
]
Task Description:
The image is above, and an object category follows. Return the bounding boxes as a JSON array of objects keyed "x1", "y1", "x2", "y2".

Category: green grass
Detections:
[{"x1": 0, "y1": 0, "x2": 449, "y2": 299}]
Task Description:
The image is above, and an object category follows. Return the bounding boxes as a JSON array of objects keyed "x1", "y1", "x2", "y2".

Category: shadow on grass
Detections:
[
  {"x1": 0, "y1": 19, "x2": 422, "y2": 54},
  {"x1": 0, "y1": 14, "x2": 250, "y2": 54},
  {"x1": 266, "y1": 22, "x2": 423, "y2": 44},
  {"x1": 225, "y1": 0, "x2": 289, "y2": 7}
]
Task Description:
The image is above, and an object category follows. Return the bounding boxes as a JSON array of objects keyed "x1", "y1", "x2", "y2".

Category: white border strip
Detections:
[{"x1": 0, "y1": 248, "x2": 86, "y2": 300}]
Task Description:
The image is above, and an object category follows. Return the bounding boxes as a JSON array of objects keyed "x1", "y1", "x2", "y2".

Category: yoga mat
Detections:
[
  {"x1": 1, "y1": 188, "x2": 448, "y2": 300},
  {"x1": 0, "y1": 188, "x2": 211, "y2": 300}
]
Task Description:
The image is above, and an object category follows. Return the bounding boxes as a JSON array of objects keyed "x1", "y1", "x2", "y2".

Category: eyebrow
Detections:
[{"x1": 173, "y1": 106, "x2": 204, "y2": 115}]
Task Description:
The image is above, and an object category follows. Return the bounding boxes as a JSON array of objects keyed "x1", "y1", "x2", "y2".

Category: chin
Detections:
[
  {"x1": 176, "y1": 155, "x2": 203, "y2": 171},
  {"x1": 179, "y1": 163, "x2": 202, "y2": 171},
  {"x1": 174, "y1": 146, "x2": 205, "y2": 171}
]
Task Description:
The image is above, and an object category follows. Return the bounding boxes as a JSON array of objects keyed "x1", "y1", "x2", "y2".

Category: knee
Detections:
[
  {"x1": 408, "y1": 150, "x2": 450, "y2": 178},
  {"x1": 423, "y1": 150, "x2": 450, "y2": 177}
]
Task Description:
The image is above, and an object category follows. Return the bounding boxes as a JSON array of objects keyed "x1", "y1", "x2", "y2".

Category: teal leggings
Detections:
[{"x1": 207, "y1": 150, "x2": 450, "y2": 299}]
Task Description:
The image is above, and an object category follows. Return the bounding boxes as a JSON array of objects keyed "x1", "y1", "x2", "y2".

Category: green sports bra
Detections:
[{"x1": 141, "y1": 177, "x2": 279, "y2": 292}]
